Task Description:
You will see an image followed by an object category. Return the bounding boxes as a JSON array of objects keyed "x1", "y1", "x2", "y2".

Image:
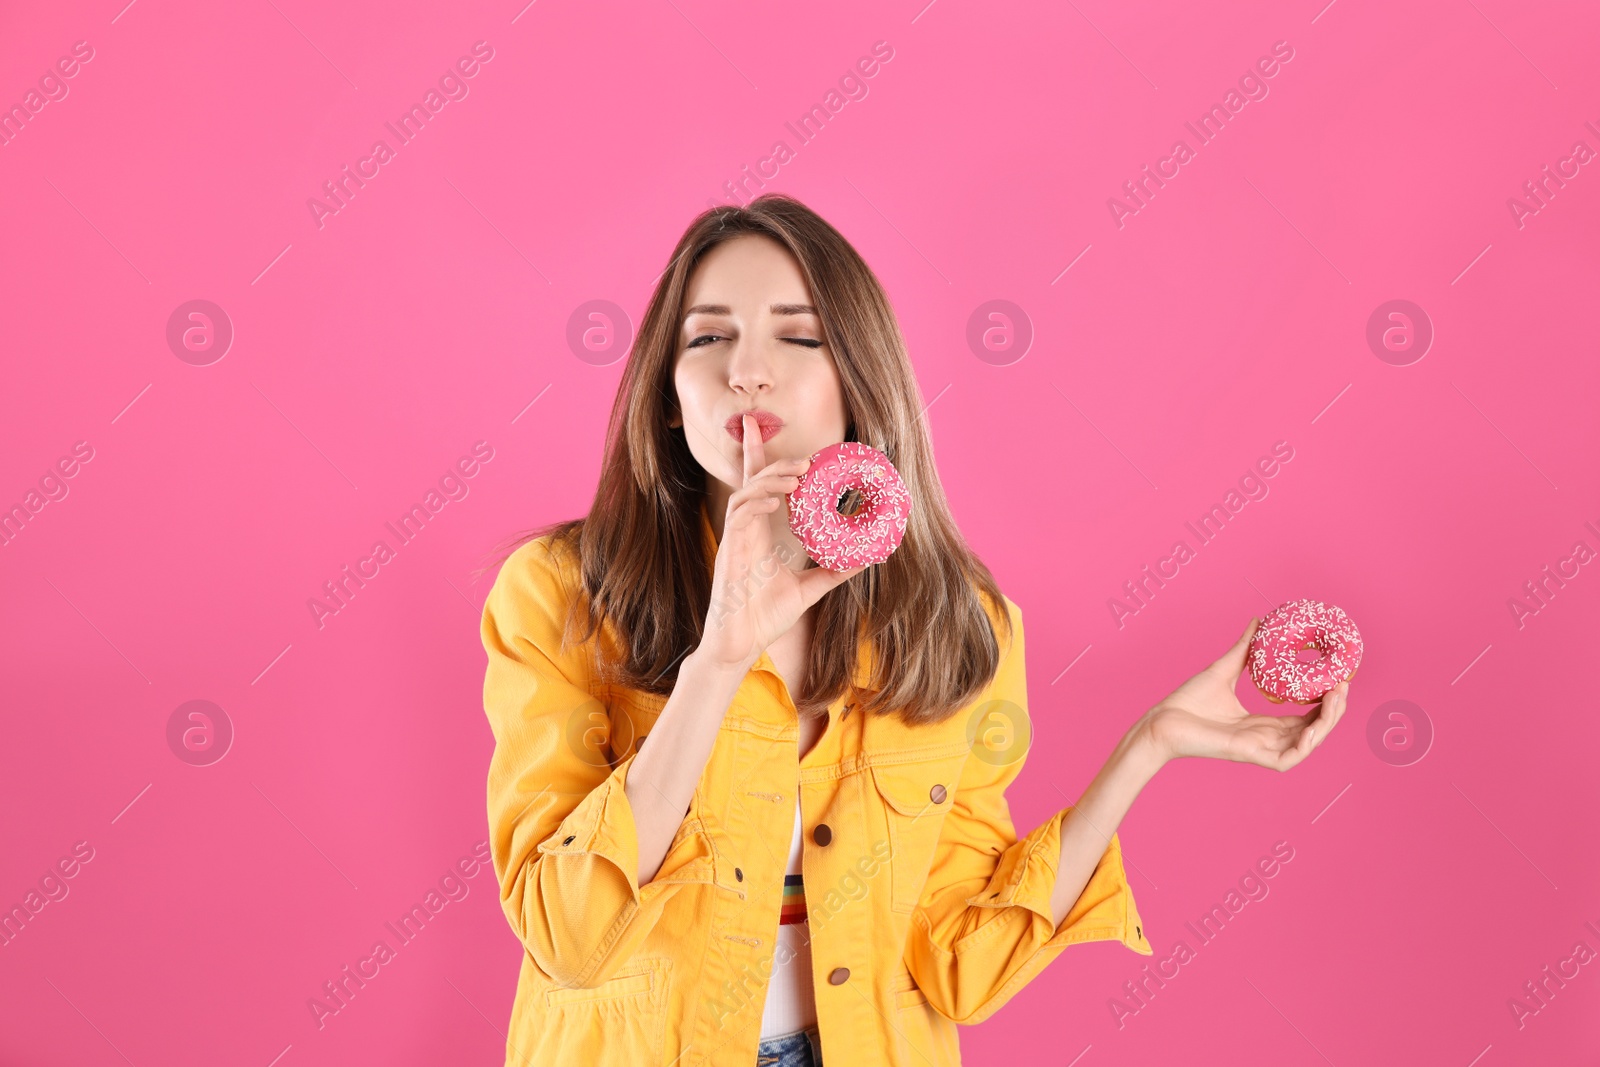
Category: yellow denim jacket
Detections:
[{"x1": 480, "y1": 501, "x2": 1152, "y2": 1066}]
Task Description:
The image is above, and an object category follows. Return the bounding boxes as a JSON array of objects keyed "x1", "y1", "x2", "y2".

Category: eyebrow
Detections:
[{"x1": 682, "y1": 303, "x2": 818, "y2": 318}]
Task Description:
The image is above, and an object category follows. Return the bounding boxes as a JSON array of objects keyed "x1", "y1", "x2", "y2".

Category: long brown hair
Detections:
[{"x1": 474, "y1": 193, "x2": 1012, "y2": 726}]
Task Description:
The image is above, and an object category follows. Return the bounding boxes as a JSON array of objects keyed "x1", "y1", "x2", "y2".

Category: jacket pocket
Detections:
[
  {"x1": 890, "y1": 968, "x2": 928, "y2": 1010},
  {"x1": 889, "y1": 970, "x2": 959, "y2": 1067},
  {"x1": 870, "y1": 755, "x2": 965, "y2": 914},
  {"x1": 601, "y1": 685, "x2": 667, "y2": 762},
  {"x1": 524, "y1": 956, "x2": 671, "y2": 1063}
]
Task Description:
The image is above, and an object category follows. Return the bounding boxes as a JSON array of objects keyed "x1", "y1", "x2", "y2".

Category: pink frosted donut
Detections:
[
  {"x1": 1247, "y1": 599, "x2": 1364, "y2": 705},
  {"x1": 787, "y1": 441, "x2": 912, "y2": 570}
]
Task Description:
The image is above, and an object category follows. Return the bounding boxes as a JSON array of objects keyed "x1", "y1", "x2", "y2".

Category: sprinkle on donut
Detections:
[
  {"x1": 1247, "y1": 598, "x2": 1364, "y2": 705},
  {"x1": 787, "y1": 441, "x2": 912, "y2": 570}
]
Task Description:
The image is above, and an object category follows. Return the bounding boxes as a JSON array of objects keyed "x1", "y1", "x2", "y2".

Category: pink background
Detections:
[{"x1": 3, "y1": 0, "x2": 1597, "y2": 1063}]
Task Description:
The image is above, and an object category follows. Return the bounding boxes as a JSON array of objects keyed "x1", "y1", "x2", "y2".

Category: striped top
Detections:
[
  {"x1": 760, "y1": 796, "x2": 816, "y2": 1038},
  {"x1": 779, "y1": 874, "x2": 806, "y2": 925}
]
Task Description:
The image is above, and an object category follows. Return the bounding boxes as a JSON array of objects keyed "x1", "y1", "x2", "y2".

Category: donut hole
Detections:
[
  {"x1": 1293, "y1": 644, "x2": 1323, "y2": 663},
  {"x1": 836, "y1": 487, "x2": 868, "y2": 518}
]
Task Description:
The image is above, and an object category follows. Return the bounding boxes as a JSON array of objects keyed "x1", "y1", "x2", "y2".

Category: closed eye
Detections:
[{"x1": 685, "y1": 335, "x2": 824, "y2": 349}]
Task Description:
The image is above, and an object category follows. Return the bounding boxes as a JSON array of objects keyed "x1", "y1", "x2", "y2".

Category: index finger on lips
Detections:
[{"x1": 742, "y1": 413, "x2": 766, "y2": 486}]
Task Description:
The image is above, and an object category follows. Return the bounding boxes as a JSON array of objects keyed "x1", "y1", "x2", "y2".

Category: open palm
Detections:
[{"x1": 1143, "y1": 617, "x2": 1350, "y2": 772}]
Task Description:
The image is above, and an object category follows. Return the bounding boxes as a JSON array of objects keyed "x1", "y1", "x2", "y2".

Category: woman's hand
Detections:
[
  {"x1": 1137, "y1": 617, "x2": 1350, "y2": 771},
  {"x1": 696, "y1": 414, "x2": 865, "y2": 671}
]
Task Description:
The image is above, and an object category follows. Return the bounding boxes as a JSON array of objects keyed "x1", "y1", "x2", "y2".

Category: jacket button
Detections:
[
  {"x1": 828, "y1": 967, "x2": 850, "y2": 985},
  {"x1": 562, "y1": 836, "x2": 575, "y2": 845},
  {"x1": 929, "y1": 784, "x2": 947, "y2": 804},
  {"x1": 735, "y1": 867, "x2": 744, "y2": 881},
  {"x1": 813, "y1": 823, "x2": 833, "y2": 846}
]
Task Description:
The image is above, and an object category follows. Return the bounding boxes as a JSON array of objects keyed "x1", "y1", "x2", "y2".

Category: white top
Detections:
[{"x1": 759, "y1": 795, "x2": 817, "y2": 1037}]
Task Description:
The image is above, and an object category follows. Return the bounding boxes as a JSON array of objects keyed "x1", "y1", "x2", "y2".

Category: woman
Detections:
[{"x1": 477, "y1": 194, "x2": 1348, "y2": 1067}]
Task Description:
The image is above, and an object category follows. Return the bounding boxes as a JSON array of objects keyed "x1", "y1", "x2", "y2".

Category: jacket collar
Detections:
[{"x1": 697, "y1": 497, "x2": 879, "y2": 693}]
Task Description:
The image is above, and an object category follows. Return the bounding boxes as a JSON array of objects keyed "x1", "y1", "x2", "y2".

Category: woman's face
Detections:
[{"x1": 670, "y1": 234, "x2": 849, "y2": 511}]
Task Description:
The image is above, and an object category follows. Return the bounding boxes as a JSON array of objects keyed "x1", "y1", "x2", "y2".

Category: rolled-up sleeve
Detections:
[
  {"x1": 481, "y1": 538, "x2": 715, "y2": 989},
  {"x1": 903, "y1": 596, "x2": 1153, "y2": 1026}
]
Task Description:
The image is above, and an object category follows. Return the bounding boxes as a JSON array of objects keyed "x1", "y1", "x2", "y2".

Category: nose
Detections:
[{"x1": 725, "y1": 335, "x2": 775, "y2": 396}]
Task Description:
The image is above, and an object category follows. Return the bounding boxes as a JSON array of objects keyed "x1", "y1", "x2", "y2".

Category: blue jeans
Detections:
[{"x1": 755, "y1": 1024, "x2": 822, "y2": 1066}]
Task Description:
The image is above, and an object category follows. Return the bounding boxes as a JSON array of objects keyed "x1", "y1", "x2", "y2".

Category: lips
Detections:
[{"x1": 725, "y1": 409, "x2": 784, "y2": 444}]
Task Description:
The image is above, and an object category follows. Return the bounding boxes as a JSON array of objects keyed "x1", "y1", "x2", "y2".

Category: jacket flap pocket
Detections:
[
  {"x1": 869, "y1": 755, "x2": 965, "y2": 817},
  {"x1": 544, "y1": 957, "x2": 668, "y2": 1006},
  {"x1": 608, "y1": 684, "x2": 669, "y2": 714},
  {"x1": 598, "y1": 685, "x2": 668, "y2": 760}
]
